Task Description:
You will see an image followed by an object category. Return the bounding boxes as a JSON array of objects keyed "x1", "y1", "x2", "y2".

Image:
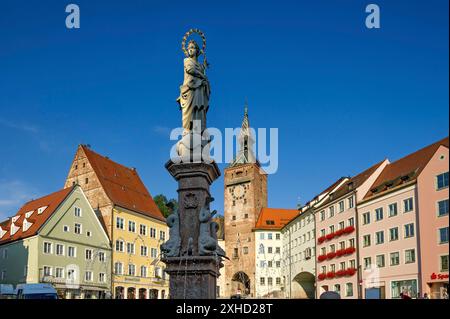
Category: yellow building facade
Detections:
[
  {"x1": 65, "y1": 145, "x2": 169, "y2": 299},
  {"x1": 112, "y1": 206, "x2": 168, "y2": 299}
]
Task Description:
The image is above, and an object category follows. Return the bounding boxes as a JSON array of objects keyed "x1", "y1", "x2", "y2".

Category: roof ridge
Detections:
[
  {"x1": 388, "y1": 136, "x2": 448, "y2": 165},
  {"x1": 81, "y1": 145, "x2": 138, "y2": 173}
]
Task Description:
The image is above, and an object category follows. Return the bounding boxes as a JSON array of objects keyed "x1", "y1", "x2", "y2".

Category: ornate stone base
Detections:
[
  {"x1": 162, "y1": 256, "x2": 221, "y2": 299},
  {"x1": 163, "y1": 160, "x2": 222, "y2": 299}
]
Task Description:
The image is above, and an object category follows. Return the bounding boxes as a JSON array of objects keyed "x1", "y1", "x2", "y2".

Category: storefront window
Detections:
[{"x1": 391, "y1": 279, "x2": 417, "y2": 299}]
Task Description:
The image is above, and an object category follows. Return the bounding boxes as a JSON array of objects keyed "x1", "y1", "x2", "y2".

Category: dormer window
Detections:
[
  {"x1": 10, "y1": 223, "x2": 19, "y2": 236},
  {"x1": 23, "y1": 219, "x2": 33, "y2": 232},
  {"x1": 12, "y1": 216, "x2": 20, "y2": 223},
  {"x1": 37, "y1": 206, "x2": 48, "y2": 215},
  {"x1": 25, "y1": 211, "x2": 34, "y2": 218},
  {"x1": 0, "y1": 228, "x2": 6, "y2": 239}
]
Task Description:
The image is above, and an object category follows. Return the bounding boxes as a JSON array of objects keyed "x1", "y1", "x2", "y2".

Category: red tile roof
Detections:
[
  {"x1": 81, "y1": 145, "x2": 165, "y2": 222},
  {"x1": 317, "y1": 159, "x2": 387, "y2": 208},
  {"x1": 254, "y1": 208, "x2": 299, "y2": 230},
  {"x1": 364, "y1": 137, "x2": 449, "y2": 199},
  {"x1": 0, "y1": 187, "x2": 73, "y2": 245}
]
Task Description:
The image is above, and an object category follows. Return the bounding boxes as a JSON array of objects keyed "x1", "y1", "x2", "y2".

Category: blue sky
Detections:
[{"x1": 0, "y1": 0, "x2": 448, "y2": 219}]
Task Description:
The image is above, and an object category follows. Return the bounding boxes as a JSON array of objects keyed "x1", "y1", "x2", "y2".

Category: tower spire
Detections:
[{"x1": 230, "y1": 101, "x2": 257, "y2": 167}]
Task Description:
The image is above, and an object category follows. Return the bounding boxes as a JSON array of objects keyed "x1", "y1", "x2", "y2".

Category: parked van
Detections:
[
  {"x1": 15, "y1": 284, "x2": 58, "y2": 299},
  {"x1": 0, "y1": 284, "x2": 16, "y2": 299}
]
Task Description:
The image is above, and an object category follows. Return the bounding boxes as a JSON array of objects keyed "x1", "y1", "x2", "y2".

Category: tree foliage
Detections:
[{"x1": 154, "y1": 194, "x2": 178, "y2": 218}]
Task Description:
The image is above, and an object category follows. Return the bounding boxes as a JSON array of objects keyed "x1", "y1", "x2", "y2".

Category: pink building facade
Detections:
[
  {"x1": 417, "y1": 144, "x2": 449, "y2": 298},
  {"x1": 315, "y1": 160, "x2": 388, "y2": 299},
  {"x1": 359, "y1": 137, "x2": 449, "y2": 299},
  {"x1": 358, "y1": 184, "x2": 419, "y2": 299}
]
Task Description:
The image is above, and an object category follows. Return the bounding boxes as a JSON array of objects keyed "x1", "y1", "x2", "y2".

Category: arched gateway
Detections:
[
  {"x1": 231, "y1": 271, "x2": 251, "y2": 296},
  {"x1": 292, "y1": 272, "x2": 316, "y2": 299}
]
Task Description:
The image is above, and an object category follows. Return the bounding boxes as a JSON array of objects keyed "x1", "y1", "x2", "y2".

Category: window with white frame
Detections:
[
  {"x1": 114, "y1": 262, "x2": 123, "y2": 275},
  {"x1": 160, "y1": 230, "x2": 165, "y2": 240},
  {"x1": 63, "y1": 225, "x2": 70, "y2": 232},
  {"x1": 405, "y1": 249, "x2": 416, "y2": 264},
  {"x1": 440, "y1": 255, "x2": 449, "y2": 272},
  {"x1": 128, "y1": 264, "x2": 136, "y2": 276},
  {"x1": 68, "y1": 246, "x2": 76, "y2": 257},
  {"x1": 363, "y1": 212, "x2": 370, "y2": 225},
  {"x1": 268, "y1": 233, "x2": 273, "y2": 240},
  {"x1": 320, "y1": 211, "x2": 325, "y2": 221},
  {"x1": 389, "y1": 227, "x2": 399, "y2": 241},
  {"x1": 348, "y1": 217, "x2": 354, "y2": 226},
  {"x1": 128, "y1": 221, "x2": 136, "y2": 233},
  {"x1": 141, "y1": 245, "x2": 148, "y2": 256},
  {"x1": 56, "y1": 244, "x2": 64, "y2": 256},
  {"x1": 375, "y1": 231, "x2": 384, "y2": 245},
  {"x1": 364, "y1": 257, "x2": 372, "y2": 269},
  {"x1": 127, "y1": 243, "x2": 135, "y2": 254},
  {"x1": 74, "y1": 207, "x2": 82, "y2": 217},
  {"x1": 43, "y1": 266, "x2": 52, "y2": 277},
  {"x1": 151, "y1": 248, "x2": 158, "y2": 258},
  {"x1": 260, "y1": 233, "x2": 265, "y2": 240},
  {"x1": 376, "y1": 254, "x2": 385, "y2": 268},
  {"x1": 348, "y1": 196, "x2": 354, "y2": 208},
  {"x1": 140, "y1": 266, "x2": 147, "y2": 278},
  {"x1": 43, "y1": 242, "x2": 52, "y2": 254},
  {"x1": 438, "y1": 199, "x2": 449, "y2": 217},
  {"x1": 140, "y1": 224, "x2": 147, "y2": 236},
  {"x1": 115, "y1": 240, "x2": 124, "y2": 252},
  {"x1": 389, "y1": 203, "x2": 398, "y2": 217},
  {"x1": 260, "y1": 277, "x2": 265, "y2": 286},
  {"x1": 439, "y1": 227, "x2": 449, "y2": 244},
  {"x1": 390, "y1": 252, "x2": 400, "y2": 266},
  {"x1": 329, "y1": 206, "x2": 335, "y2": 218},
  {"x1": 85, "y1": 249, "x2": 92, "y2": 260},
  {"x1": 349, "y1": 259, "x2": 356, "y2": 269},
  {"x1": 436, "y1": 172, "x2": 449, "y2": 190},
  {"x1": 74, "y1": 223, "x2": 82, "y2": 234},
  {"x1": 99, "y1": 251, "x2": 106, "y2": 262},
  {"x1": 99, "y1": 273, "x2": 106, "y2": 283},
  {"x1": 150, "y1": 228, "x2": 156, "y2": 238},
  {"x1": 363, "y1": 235, "x2": 371, "y2": 247},
  {"x1": 55, "y1": 267, "x2": 64, "y2": 278},
  {"x1": 116, "y1": 217, "x2": 124, "y2": 230},
  {"x1": 339, "y1": 201, "x2": 344, "y2": 212},
  {"x1": 85, "y1": 271, "x2": 93, "y2": 282},
  {"x1": 375, "y1": 208, "x2": 383, "y2": 221},
  {"x1": 346, "y1": 283, "x2": 354, "y2": 297},
  {"x1": 404, "y1": 198, "x2": 413, "y2": 213},
  {"x1": 404, "y1": 223, "x2": 415, "y2": 238},
  {"x1": 349, "y1": 238, "x2": 355, "y2": 248}
]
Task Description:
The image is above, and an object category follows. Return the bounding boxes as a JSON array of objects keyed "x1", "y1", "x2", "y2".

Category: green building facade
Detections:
[{"x1": 0, "y1": 186, "x2": 111, "y2": 299}]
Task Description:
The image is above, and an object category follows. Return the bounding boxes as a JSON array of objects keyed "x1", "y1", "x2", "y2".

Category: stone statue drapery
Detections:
[{"x1": 177, "y1": 32, "x2": 210, "y2": 133}]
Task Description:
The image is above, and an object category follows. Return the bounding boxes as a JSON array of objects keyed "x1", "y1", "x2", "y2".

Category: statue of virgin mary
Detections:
[{"x1": 176, "y1": 39, "x2": 210, "y2": 133}]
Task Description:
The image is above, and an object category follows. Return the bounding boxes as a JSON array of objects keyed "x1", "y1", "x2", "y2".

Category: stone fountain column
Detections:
[
  {"x1": 160, "y1": 29, "x2": 224, "y2": 299},
  {"x1": 162, "y1": 161, "x2": 221, "y2": 299}
]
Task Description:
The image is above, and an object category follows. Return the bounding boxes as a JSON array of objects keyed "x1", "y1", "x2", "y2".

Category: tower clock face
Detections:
[{"x1": 231, "y1": 184, "x2": 247, "y2": 200}]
